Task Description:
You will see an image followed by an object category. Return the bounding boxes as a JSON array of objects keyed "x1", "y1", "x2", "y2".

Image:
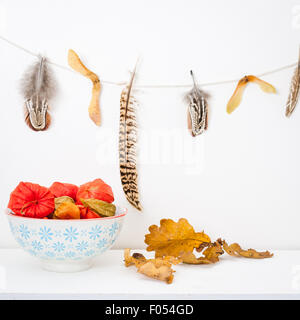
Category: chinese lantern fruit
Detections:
[
  {"x1": 54, "y1": 202, "x2": 80, "y2": 219},
  {"x1": 54, "y1": 196, "x2": 75, "y2": 209},
  {"x1": 76, "y1": 179, "x2": 114, "y2": 204},
  {"x1": 49, "y1": 182, "x2": 78, "y2": 200},
  {"x1": 86, "y1": 210, "x2": 102, "y2": 219},
  {"x1": 81, "y1": 198, "x2": 116, "y2": 217},
  {"x1": 8, "y1": 182, "x2": 55, "y2": 218},
  {"x1": 77, "y1": 205, "x2": 101, "y2": 219}
]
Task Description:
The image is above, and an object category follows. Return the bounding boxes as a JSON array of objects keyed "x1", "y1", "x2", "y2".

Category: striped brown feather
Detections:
[
  {"x1": 119, "y1": 68, "x2": 142, "y2": 211},
  {"x1": 286, "y1": 48, "x2": 300, "y2": 117}
]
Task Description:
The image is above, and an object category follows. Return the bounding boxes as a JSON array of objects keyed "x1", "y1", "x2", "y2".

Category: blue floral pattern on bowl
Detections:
[{"x1": 6, "y1": 208, "x2": 127, "y2": 264}]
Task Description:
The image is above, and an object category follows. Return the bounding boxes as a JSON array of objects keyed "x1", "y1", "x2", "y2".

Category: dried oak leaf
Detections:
[
  {"x1": 124, "y1": 249, "x2": 146, "y2": 267},
  {"x1": 222, "y1": 240, "x2": 273, "y2": 259},
  {"x1": 145, "y1": 218, "x2": 211, "y2": 259},
  {"x1": 138, "y1": 260, "x2": 175, "y2": 284},
  {"x1": 124, "y1": 249, "x2": 181, "y2": 284},
  {"x1": 180, "y1": 240, "x2": 224, "y2": 264}
]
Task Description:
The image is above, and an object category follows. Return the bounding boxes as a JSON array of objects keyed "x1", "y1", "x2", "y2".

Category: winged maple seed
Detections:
[
  {"x1": 227, "y1": 75, "x2": 276, "y2": 114},
  {"x1": 124, "y1": 219, "x2": 273, "y2": 284},
  {"x1": 68, "y1": 49, "x2": 101, "y2": 126}
]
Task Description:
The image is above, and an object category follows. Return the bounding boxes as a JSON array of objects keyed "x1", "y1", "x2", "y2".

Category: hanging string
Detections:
[{"x1": 0, "y1": 35, "x2": 297, "y2": 89}]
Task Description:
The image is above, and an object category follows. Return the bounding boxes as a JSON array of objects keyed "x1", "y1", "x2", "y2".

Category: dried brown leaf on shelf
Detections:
[
  {"x1": 124, "y1": 249, "x2": 181, "y2": 284},
  {"x1": 145, "y1": 219, "x2": 273, "y2": 262},
  {"x1": 145, "y1": 218, "x2": 211, "y2": 258},
  {"x1": 222, "y1": 240, "x2": 273, "y2": 259},
  {"x1": 68, "y1": 49, "x2": 101, "y2": 126},
  {"x1": 180, "y1": 239, "x2": 224, "y2": 264},
  {"x1": 124, "y1": 248, "x2": 147, "y2": 267},
  {"x1": 137, "y1": 261, "x2": 174, "y2": 284},
  {"x1": 125, "y1": 219, "x2": 273, "y2": 284}
]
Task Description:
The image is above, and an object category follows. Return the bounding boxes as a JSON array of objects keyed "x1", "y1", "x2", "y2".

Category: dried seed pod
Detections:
[
  {"x1": 227, "y1": 75, "x2": 276, "y2": 114},
  {"x1": 80, "y1": 198, "x2": 116, "y2": 217},
  {"x1": 54, "y1": 196, "x2": 75, "y2": 210},
  {"x1": 68, "y1": 49, "x2": 101, "y2": 126}
]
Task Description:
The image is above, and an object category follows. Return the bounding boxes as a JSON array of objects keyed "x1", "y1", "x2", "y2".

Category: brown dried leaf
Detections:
[
  {"x1": 125, "y1": 219, "x2": 274, "y2": 284},
  {"x1": 145, "y1": 218, "x2": 211, "y2": 258},
  {"x1": 222, "y1": 241, "x2": 273, "y2": 259},
  {"x1": 180, "y1": 240, "x2": 224, "y2": 264},
  {"x1": 124, "y1": 248, "x2": 146, "y2": 267},
  {"x1": 68, "y1": 49, "x2": 101, "y2": 126},
  {"x1": 124, "y1": 249, "x2": 181, "y2": 284},
  {"x1": 137, "y1": 260, "x2": 175, "y2": 284}
]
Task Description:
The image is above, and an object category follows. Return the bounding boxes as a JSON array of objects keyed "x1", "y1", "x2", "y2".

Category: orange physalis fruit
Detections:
[{"x1": 54, "y1": 202, "x2": 80, "y2": 219}]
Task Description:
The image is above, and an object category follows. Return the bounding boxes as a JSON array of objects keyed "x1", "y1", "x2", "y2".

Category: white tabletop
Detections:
[{"x1": 0, "y1": 249, "x2": 299, "y2": 299}]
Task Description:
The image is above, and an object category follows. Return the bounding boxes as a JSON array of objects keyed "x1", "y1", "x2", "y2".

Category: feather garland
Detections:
[
  {"x1": 285, "y1": 49, "x2": 300, "y2": 117},
  {"x1": 20, "y1": 56, "x2": 56, "y2": 131},
  {"x1": 119, "y1": 67, "x2": 142, "y2": 211},
  {"x1": 185, "y1": 70, "x2": 209, "y2": 136}
]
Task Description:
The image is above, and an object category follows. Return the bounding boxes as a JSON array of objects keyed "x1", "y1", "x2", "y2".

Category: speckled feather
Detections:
[
  {"x1": 20, "y1": 56, "x2": 56, "y2": 131},
  {"x1": 286, "y1": 49, "x2": 300, "y2": 117},
  {"x1": 119, "y1": 69, "x2": 142, "y2": 211},
  {"x1": 185, "y1": 70, "x2": 208, "y2": 136}
]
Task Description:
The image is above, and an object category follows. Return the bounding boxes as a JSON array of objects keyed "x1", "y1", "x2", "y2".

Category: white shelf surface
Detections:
[{"x1": 0, "y1": 249, "x2": 300, "y2": 299}]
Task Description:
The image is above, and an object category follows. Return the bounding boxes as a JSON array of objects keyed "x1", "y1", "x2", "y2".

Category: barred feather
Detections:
[
  {"x1": 185, "y1": 70, "x2": 208, "y2": 136},
  {"x1": 119, "y1": 68, "x2": 142, "y2": 211},
  {"x1": 286, "y1": 49, "x2": 300, "y2": 117},
  {"x1": 20, "y1": 56, "x2": 56, "y2": 131}
]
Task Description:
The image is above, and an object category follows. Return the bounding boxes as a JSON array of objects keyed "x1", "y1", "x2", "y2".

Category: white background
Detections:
[{"x1": 0, "y1": 0, "x2": 299, "y2": 250}]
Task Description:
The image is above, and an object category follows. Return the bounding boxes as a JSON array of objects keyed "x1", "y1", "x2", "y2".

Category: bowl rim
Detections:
[{"x1": 5, "y1": 207, "x2": 127, "y2": 222}]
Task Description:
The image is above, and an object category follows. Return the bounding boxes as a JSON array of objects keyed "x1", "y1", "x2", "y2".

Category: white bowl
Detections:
[{"x1": 6, "y1": 207, "x2": 127, "y2": 272}]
